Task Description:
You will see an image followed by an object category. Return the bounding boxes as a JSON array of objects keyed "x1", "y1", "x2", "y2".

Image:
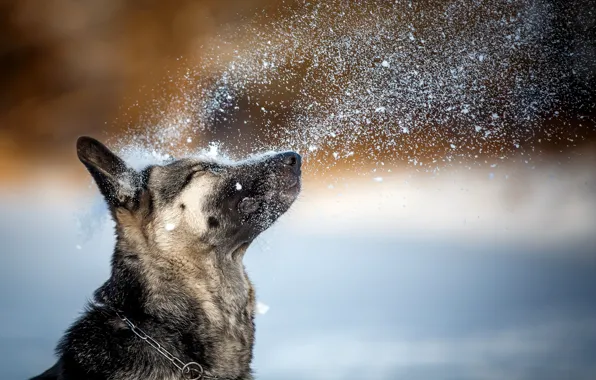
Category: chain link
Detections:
[{"x1": 115, "y1": 311, "x2": 218, "y2": 380}]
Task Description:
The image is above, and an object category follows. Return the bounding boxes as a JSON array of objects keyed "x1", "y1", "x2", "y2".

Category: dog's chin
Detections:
[
  {"x1": 278, "y1": 186, "x2": 300, "y2": 205},
  {"x1": 242, "y1": 196, "x2": 299, "y2": 240},
  {"x1": 278, "y1": 176, "x2": 302, "y2": 203}
]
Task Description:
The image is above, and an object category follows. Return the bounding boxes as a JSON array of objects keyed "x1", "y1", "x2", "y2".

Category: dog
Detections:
[{"x1": 31, "y1": 136, "x2": 302, "y2": 380}]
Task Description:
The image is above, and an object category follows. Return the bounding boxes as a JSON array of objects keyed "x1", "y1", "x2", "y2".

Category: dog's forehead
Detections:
[
  {"x1": 143, "y1": 158, "x2": 220, "y2": 203},
  {"x1": 150, "y1": 157, "x2": 224, "y2": 177},
  {"x1": 146, "y1": 153, "x2": 275, "y2": 188}
]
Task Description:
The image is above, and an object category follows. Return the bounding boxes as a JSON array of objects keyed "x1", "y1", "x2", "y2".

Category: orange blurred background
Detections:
[
  {"x1": 0, "y1": 0, "x2": 291, "y2": 181},
  {"x1": 1, "y1": 0, "x2": 595, "y2": 185}
]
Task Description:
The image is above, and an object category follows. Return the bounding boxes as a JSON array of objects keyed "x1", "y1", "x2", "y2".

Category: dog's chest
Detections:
[{"x1": 189, "y1": 276, "x2": 256, "y2": 377}]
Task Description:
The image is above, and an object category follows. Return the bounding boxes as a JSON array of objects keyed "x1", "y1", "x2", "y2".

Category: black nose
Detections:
[{"x1": 280, "y1": 151, "x2": 302, "y2": 169}]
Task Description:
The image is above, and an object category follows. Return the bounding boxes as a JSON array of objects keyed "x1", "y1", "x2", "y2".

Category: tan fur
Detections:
[
  {"x1": 41, "y1": 137, "x2": 300, "y2": 380},
  {"x1": 114, "y1": 184, "x2": 256, "y2": 378}
]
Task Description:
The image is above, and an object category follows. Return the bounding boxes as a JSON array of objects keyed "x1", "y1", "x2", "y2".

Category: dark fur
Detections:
[{"x1": 31, "y1": 137, "x2": 301, "y2": 380}]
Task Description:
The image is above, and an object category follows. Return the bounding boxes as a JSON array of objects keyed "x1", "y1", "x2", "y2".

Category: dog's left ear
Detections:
[{"x1": 77, "y1": 136, "x2": 140, "y2": 207}]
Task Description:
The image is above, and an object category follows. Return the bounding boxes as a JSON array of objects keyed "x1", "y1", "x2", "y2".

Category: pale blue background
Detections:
[{"x1": 1, "y1": 185, "x2": 595, "y2": 380}]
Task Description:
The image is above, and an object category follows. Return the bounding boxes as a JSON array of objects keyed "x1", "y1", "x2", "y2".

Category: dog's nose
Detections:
[{"x1": 279, "y1": 151, "x2": 302, "y2": 169}]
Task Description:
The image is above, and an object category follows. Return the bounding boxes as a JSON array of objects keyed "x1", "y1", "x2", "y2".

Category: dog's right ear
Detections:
[{"x1": 77, "y1": 136, "x2": 139, "y2": 207}]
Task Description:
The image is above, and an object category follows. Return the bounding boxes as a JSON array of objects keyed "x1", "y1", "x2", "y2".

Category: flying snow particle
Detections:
[
  {"x1": 206, "y1": 143, "x2": 220, "y2": 158},
  {"x1": 235, "y1": 182, "x2": 243, "y2": 190},
  {"x1": 115, "y1": 0, "x2": 588, "y2": 174},
  {"x1": 256, "y1": 301, "x2": 270, "y2": 315},
  {"x1": 373, "y1": 177, "x2": 384, "y2": 182},
  {"x1": 165, "y1": 223, "x2": 176, "y2": 231}
]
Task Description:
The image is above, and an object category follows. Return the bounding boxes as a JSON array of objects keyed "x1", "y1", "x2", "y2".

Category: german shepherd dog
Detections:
[{"x1": 31, "y1": 137, "x2": 302, "y2": 380}]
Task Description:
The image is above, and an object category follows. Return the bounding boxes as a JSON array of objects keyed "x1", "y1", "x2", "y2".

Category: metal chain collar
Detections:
[{"x1": 114, "y1": 310, "x2": 219, "y2": 380}]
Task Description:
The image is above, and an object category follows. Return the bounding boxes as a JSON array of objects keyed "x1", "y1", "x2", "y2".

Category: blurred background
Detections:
[{"x1": 1, "y1": 0, "x2": 595, "y2": 379}]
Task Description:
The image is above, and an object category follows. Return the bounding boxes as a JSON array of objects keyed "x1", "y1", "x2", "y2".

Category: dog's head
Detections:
[{"x1": 77, "y1": 136, "x2": 301, "y2": 256}]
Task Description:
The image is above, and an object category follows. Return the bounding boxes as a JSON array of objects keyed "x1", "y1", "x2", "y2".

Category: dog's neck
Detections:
[
  {"x1": 95, "y1": 208, "x2": 256, "y2": 338},
  {"x1": 93, "y1": 228, "x2": 257, "y2": 379},
  {"x1": 120, "y1": 237, "x2": 250, "y2": 312}
]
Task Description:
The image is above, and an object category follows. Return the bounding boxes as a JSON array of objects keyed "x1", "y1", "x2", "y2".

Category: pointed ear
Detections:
[{"x1": 76, "y1": 136, "x2": 139, "y2": 206}]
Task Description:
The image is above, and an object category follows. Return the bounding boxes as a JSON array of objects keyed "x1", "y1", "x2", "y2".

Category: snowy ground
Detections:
[{"x1": 1, "y1": 164, "x2": 595, "y2": 380}]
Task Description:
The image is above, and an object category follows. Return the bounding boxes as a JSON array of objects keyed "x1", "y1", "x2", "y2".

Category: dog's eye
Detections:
[
  {"x1": 182, "y1": 169, "x2": 205, "y2": 188},
  {"x1": 207, "y1": 166, "x2": 225, "y2": 175}
]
